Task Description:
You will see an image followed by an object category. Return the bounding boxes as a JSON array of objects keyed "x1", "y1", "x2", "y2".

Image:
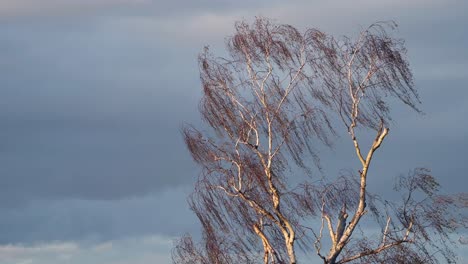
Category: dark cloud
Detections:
[
  {"x1": 0, "y1": 17, "x2": 200, "y2": 207},
  {"x1": 0, "y1": 117, "x2": 197, "y2": 205},
  {"x1": 0, "y1": 188, "x2": 197, "y2": 244},
  {"x1": 0, "y1": 0, "x2": 466, "y2": 256}
]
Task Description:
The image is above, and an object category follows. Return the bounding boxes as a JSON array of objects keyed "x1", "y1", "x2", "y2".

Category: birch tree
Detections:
[{"x1": 173, "y1": 17, "x2": 466, "y2": 264}]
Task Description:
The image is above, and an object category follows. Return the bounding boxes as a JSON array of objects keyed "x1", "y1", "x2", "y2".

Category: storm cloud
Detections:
[{"x1": 0, "y1": 1, "x2": 466, "y2": 263}]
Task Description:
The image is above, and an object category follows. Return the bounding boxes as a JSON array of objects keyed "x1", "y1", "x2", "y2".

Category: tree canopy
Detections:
[{"x1": 173, "y1": 17, "x2": 466, "y2": 264}]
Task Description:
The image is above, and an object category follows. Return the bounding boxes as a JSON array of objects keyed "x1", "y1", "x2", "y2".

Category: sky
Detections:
[{"x1": 0, "y1": 0, "x2": 467, "y2": 263}]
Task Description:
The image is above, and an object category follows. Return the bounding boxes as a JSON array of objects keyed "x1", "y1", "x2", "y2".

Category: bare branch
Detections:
[{"x1": 175, "y1": 18, "x2": 463, "y2": 264}]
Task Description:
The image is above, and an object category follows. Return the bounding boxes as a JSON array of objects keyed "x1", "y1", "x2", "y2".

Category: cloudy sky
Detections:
[{"x1": 0, "y1": 0, "x2": 467, "y2": 263}]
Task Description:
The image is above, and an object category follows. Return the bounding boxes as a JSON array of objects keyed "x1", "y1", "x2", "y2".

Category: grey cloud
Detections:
[
  {"x1": 0, "y1": 236, "x2": 175, "y2": 264},
  {"x1": 0, "y1": 188, "x2": 197, "y2": 244},
  {"x1": 0, "y1": 0, "x2": 281, "y2": 20},
  {"x1": 0, "y1": 118, "x2": 196, "y2": 206},
  {"x1": 0, "y1": 0, "x2": 466, "y2": 255},
  {"x1": 0, "y1": 17, "x2": 200, "y2": 207}
]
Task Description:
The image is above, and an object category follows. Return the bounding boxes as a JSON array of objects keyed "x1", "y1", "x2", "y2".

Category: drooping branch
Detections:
[{"x1": 175, "y1": 17, "x2": 464, "y2": 264}]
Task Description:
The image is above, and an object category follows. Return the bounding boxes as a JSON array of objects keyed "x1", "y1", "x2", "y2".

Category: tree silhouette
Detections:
[{"x1": 173, "y1": 17, "x2": 466, "y2": 264}]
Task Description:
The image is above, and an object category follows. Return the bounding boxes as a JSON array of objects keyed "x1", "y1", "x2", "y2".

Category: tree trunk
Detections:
[{"x1": 286, "y1": 240, "x2": 296, "y2": 264}]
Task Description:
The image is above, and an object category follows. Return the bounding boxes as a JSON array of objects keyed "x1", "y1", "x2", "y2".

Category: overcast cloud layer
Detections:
[{"x1": 0, "y1": 0, "x2": 467, "y2": 263}]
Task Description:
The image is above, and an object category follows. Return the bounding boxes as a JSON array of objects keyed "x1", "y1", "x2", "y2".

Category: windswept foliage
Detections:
[{"x1": 173, "y1": 17, "x2": 466, "y2": 264}]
